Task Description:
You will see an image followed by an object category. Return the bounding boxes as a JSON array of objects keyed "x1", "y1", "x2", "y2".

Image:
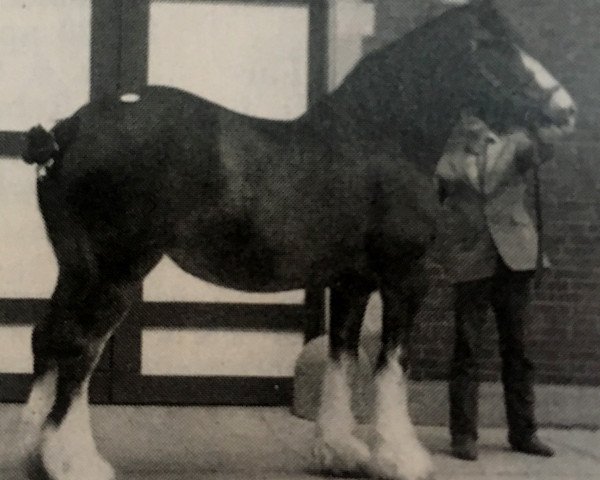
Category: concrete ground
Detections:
[{"x1": 0, "y1": 404, "x2": 598, "y2": 480}]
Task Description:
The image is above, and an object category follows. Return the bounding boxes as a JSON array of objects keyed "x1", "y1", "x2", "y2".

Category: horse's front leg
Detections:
[
  {"x1": 314, "y1": 275, "x2": 372, "y2": 475},
  {"x1": 22, "y1": 272, "x2": 140, "y2": 480},
  {"x1": 369, "y1": 272, "x2": 435, "y2": 480}
]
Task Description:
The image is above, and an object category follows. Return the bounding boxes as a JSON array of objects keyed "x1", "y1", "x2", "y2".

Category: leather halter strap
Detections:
[
  {"x1": 531, "y1": 139, "x2": 548, "y2": 288},
  {"x1": 477, "y1": 64, "x2": 562, "y2": 114}
]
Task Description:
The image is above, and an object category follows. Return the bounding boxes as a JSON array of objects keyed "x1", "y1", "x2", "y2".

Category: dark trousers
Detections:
[{"x1": 449, "y1": 259, "x2": 536, "y2": 443}]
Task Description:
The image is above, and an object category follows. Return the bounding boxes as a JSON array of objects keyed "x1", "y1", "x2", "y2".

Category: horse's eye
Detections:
[
  {"x1": 477, "y1": 38, "x2": 495, "y2": 48},
  {"x1": 486, "y1": 135, "x2": 497, "y2": 144},
  {"x1": 474, "y1": 35, "x2": 512, "y2": 53},
  {"x1": 464, "y1": 145, "x2": 478, "y2": 155}
]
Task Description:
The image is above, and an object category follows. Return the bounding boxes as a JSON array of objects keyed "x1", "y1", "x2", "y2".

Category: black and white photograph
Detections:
[{"x1": 0, "y1": 1, "x2": 597, "y2": 479}]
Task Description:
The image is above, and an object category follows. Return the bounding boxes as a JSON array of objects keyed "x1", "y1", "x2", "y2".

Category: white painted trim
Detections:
[
  {"x1": 327, "y1": 0, "x2": 375, "y2": 89},
  {"x1": 0, "y1": 0, "x2": 91, "y2": 131},
  {"x1": 141, "y1": 328, "x2": 304, "y2": 377},
  {"x1": 314, "y1": 354, "x2": 370, "y2": 475},
  {"x1": 148, "y1": 2, "x2": 309, "y2": 120}
]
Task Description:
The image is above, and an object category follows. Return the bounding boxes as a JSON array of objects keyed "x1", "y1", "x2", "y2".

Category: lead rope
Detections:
[
  {"x1": 477, "y1": 135, "x2": 488, "y2": 199},
  {"x1": 532, "y1": 141, "x2": 544, "y2": 288}
]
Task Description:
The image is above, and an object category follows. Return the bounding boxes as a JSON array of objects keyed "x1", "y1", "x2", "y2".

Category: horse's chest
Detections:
[
  {"x1": 370, "y1": 155, "x2": 440, "y2": 247},
  {"x1": 218, "y1": 127, "x2": 363, "y2": 238},
  {"x1": 169, "y1": 123, "x2": 379, "y2": 288},
  {"x1": 169, "y1": 212, "x2": 292, "y2": 290}
]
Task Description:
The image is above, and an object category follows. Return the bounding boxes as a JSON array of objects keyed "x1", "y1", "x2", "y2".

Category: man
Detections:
[{"x1": 435, "y1": 113, "x2": 554, "y2": 461}]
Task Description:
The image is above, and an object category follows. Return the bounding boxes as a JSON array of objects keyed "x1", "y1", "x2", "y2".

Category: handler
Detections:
[{"x1": 435, "y1": 113, "x2": 554, "y2": 461}]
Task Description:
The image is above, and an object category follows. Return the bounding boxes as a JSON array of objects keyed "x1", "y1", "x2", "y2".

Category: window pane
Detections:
[
  {"x1": 0, "y1": 160, "x2": 58, "y2": 298},
  {"x1": 328, "y1": 0, "x2": 375, "y2": 88},
  {"x1": 143, "y1": 258, "x2": 305, "y2": 303},
  {"x1": 145, "y1": 1, "x2": 308, "y2": 302},
  {"x1": 148, "y1": 1, "x2": 308, "y2": 119},
  {"x1": 141, "y1": 329, "x2": 304, "y2": 377},
  {"x1": 0, "y1": 0, "x2": 91, "y2": 130}
]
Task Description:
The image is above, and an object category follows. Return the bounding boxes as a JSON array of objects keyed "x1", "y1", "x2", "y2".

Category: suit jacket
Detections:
[{"x1": 435, "y1": 124, "x2": 538, "y2": 283}]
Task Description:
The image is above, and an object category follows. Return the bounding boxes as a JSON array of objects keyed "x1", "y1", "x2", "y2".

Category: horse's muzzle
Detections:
[{"x1": 539, "y1": 87, "x2": 577, "y2": 139}]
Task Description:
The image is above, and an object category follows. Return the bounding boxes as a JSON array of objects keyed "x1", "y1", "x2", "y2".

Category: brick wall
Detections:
[{"x1": 367, "y1": 0, "x2": 600, "y2": 385}]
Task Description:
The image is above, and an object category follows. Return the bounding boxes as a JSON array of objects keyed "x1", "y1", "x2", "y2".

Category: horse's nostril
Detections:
[{"x1": 562, "y1": 105, "x2": 577, "y2": 127}]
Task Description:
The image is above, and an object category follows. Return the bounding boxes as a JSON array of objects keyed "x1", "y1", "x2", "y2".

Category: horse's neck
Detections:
[{"x1": 302, "y1": 87, "x2": 458, "y2": 171}]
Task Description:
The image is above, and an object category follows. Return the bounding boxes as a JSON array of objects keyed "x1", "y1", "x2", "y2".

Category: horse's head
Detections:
[
  {"x1": 324, "y1": 0, "x2": 575, "y2": 163},
  {"x1": 442, "y1": 0, "x2": 576, "y2": 141}
]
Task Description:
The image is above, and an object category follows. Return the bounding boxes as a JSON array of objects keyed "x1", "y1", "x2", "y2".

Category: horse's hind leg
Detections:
[
  {"x1": 369, "y1": 263, "x2": 434, "y2": 480},
  {"x1": 314, "y1": 275, "x2": 371, "y2": 475},
  {"x1": 22, "y1": 268, "x2": 142, "y2": 480}
]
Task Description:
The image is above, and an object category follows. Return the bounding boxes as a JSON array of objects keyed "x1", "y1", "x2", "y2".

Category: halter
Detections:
[
  {"x1": 476, "y1": 61, "x2": 563, "y2": 127},
  {"x1": 529, "y1": 133, "x2": 555, "y2": 288},
  {"x1": 533, "y1": 148, "x2": 544, "y2": 287}
]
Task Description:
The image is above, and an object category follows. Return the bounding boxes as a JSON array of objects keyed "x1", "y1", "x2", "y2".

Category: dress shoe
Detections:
[
  {"x1": 510, "y1": 435, "x2": 555, "y2": 457},
  {"x1": 451, "y1": 436, "x2": 478, "y2": 461}
]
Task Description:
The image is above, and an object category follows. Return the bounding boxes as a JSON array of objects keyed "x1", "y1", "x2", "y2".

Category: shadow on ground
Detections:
[{"x1": 1, "y1": 404, "x2": 598, "y2": 479}]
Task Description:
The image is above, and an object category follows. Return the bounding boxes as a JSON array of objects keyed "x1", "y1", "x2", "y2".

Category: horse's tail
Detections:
[
  {"x1": 22, "y1": 125, "x2": 58, "y2": 165},
  {"x1": 22, "y1": 116, "x2": 80, "y2": 166}
]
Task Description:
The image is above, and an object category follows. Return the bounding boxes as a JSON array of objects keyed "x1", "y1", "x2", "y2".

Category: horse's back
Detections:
[
  {"x1": 38, "y1": 87, "x2": 227, "y2": 263},
  {"x1": 57, "y1": 85, "x2": 298, "y2": 188},
  {"x1": 40, "y1": 86, "x2": 434, "y2": 291},
  {"x1": 37, "y1": 86, "x2": 364, "y2": 289},
  {"x1": 64, "y1": 85, "x2": 220, "y2": 161}
]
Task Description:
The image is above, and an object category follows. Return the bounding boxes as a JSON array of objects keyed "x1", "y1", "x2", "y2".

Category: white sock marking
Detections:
[
  {"x1": 42, "y1": 379, "x2": 114, "y2": 480},
  {"x1": 39, "y1": 334, "x2": 115, "y2": 480},
  {"x1": 315, "y1": 354, "x2": 370, "y2": 474},
  {"x1": 317, "y1": 354, "x2": 355, "y2": 437},
  {"x1": 21, "y1": 369, "x2": 58, "y2": 453},
  {"x1": 370, "y1": 351, "x2": 433, "y2": 480},
  {"x1": 22, "y1": 369, "x2": 57, "y2": 428},
  {"x1": 374, "y1": 352, "x2": 417, "y2": 443}
]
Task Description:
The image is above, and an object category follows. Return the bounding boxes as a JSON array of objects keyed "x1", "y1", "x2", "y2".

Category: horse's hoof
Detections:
[
  {"x1": 313, "y1": 435, "x2": 371, "y2": 476},
  {"x1": 24, "y1": 451, "x2": 52, "y2": 480},
  {"x1": 39, "y1": 448, "x2": 116, "y2": 480},
  {"x1": 25, "y1": 459, "x2": 115, "y2": 480},
  {"x1": 49, "y1": 458, "x2": 115, "y2": 480},
  {"x1": 368, "y1": 441, "x2": 434, "y2": 480}
]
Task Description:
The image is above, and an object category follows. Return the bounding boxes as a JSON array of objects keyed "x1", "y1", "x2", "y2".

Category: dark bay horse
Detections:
[{"x1": 20, "y1": 2, "x2": 575, "y2": 480}]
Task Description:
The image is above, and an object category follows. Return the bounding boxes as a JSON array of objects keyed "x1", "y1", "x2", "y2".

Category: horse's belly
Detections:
[
  {"x1": 166, "y1": 239, "x2": 309, "y2": 292},
  {"x1": 166, "y1": 216, "x2": 368, "y2": 292}
]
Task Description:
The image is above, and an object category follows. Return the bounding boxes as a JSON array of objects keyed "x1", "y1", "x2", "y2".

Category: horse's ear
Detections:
[
  {"x1": 470, "y1": 0, "x2": 497, "y2": 19},
  {"x1": 470, "y1": 0, "x2": 494, "y2": 9},
  {"x1": 467, "y1": 0, "x2": 497, "y2": 42}
]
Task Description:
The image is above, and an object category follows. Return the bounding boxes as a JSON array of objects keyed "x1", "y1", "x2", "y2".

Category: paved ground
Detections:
[{"x1": 0, "y1": 404, "x2": 598, "y2": 479}]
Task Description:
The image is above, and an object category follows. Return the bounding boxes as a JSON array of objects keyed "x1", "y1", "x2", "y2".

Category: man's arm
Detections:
[{"x1": 483, "y1": 131, "x2": 538, "y2": 194}]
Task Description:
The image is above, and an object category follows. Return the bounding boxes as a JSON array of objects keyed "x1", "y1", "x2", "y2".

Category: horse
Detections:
[{"x1": 19, "y1": 1, "x2": 575, "y2": 479}]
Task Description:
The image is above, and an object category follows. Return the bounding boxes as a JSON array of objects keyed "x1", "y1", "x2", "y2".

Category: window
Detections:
[{"x1": 0, "y1": 0, "x2": 91, "y2": 131}]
